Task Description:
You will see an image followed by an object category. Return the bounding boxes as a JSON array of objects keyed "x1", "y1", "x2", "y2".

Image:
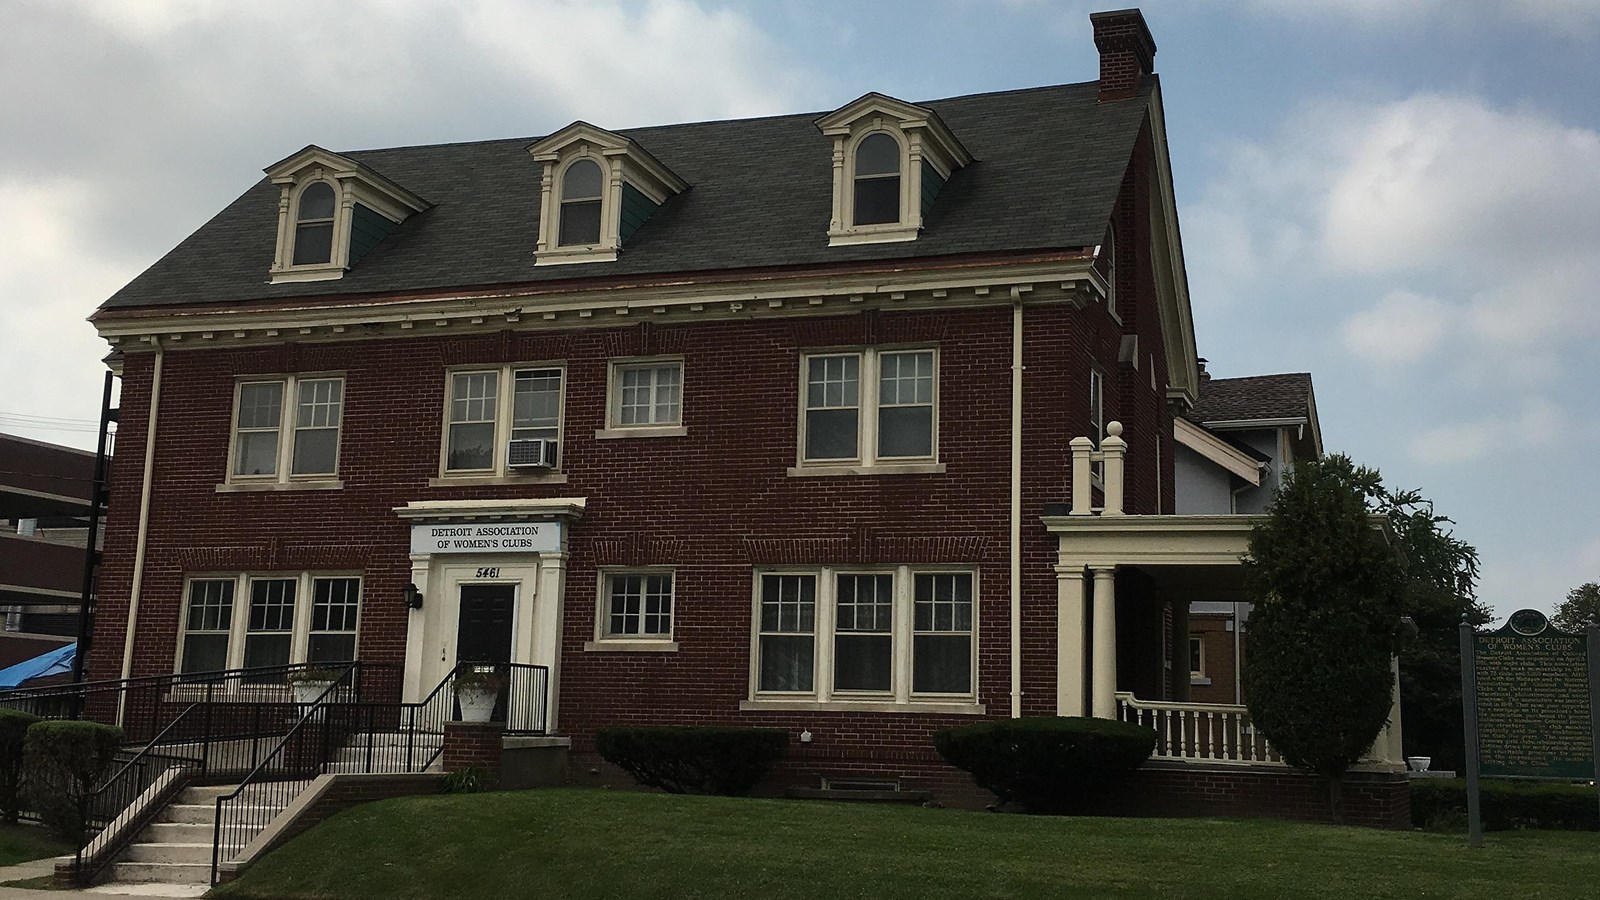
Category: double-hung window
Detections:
[
  {"x1": 752, "y1": 567, "x2": 976, "y2": 707},
  {"x1": 800, "y1": 348, "x2": 936, "y2": 469},
  {"x1": 230, "y1": 376, "x2": 344, "y2": 484},
  {"x1": 441, "y1": 365, "x2": 565, "y2": 477},
  {"x1": 178, "y1": 573, "x2": 362, "y2": 675},
  {"x1": 1089, "y1": 368, "x2": 1105, "y2": 486}
]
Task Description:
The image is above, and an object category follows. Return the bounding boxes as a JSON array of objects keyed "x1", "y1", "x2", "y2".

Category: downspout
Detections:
[
  {"x1": 1009, "y1": 296, "x2": 1023, "y2": 718},
  {"x1": 119, "y1": 342, "x2": 163, "y2": 705}
]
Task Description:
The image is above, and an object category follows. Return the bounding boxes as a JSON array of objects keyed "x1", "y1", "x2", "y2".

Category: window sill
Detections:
[
  {"x1": 827, "y1": 225, "x2": 919, "y2": 246},
  {"x1": 268, "y1": 265, "x2": 345, "y2": 284},
  {"x1": 582, "y1": 640, "x2": 680, "y2": 653},
  {"x1": 1190, "y1": 677, "x2": 1212, "y2": 686},
  {"x1": 594, "y1": 426, "x2": 688, "y2": 440},
  {"x1": 216, "y1": 479, "x2": 343, "y2": 493},
  {"x1": 739, "y1": 698, "x2": 985, "y2": 716},
  {"x1": 535, "y1": 246, "x2": 618, "y2": 266},
  {"x1": 428, "y1": 473, "x2": 569, "y2": 487},
  {"x1": 786, "y1": 462, "x2": 945, "y2": 478}
]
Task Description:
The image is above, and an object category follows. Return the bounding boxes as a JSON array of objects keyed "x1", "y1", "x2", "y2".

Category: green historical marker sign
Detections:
[
  {"x1": 1473, "y1": 610, "x2": 1593, "y2": 779},
  {"x1": 1460, "y1": 610, "x2": 1600, "y2": 847}
]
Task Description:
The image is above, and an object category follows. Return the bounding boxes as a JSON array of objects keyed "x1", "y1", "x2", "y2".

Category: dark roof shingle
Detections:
[
  {"x1": 1188, "y1": 373, "x2": 1314, "y2": 425},
  {"x1": 99, "y1": 80, "x2": 1153, "y2": 312}
]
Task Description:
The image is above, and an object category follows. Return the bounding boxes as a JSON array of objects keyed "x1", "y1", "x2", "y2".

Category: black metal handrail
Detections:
[
  {"x1": 0, "y1": 661, "x2": 403, "y2": 744},
  {"x1": 208, "y1": 661, "x2": 549, "y2": 883},
  {"x1": 72, "y1": 705, "x2": 207, "y2": 885}
]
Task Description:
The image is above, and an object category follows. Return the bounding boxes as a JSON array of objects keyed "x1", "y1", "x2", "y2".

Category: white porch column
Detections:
[
  {"x1": 1056, "y1": 568, "x2": 1087, "y2": 716},
  {"x1": 1375, "y1": 655, "x2": 1404, "y2": 764},
  {"x1": 534, "y1": 552, "x2": 568, "y2": 732},
  {"x1": 1090, "y1": 566, "x2": 1118, "y2": 718}
]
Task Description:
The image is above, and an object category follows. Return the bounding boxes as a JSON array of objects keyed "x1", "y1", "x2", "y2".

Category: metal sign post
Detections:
[
  {"x1": 1459, "y1": 620, "x2": 1483, "y2": 848},
  {"x1": 1589, "y1": 626, "x2": 1600, "y2": 824}
]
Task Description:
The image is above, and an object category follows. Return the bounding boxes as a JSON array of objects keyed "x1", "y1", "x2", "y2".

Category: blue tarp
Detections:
[{"x1": 0, "y1": 643, "x2": 75, "y2": 689}]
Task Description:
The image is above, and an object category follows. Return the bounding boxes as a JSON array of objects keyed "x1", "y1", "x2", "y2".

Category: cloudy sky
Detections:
[{"x1": 2, "y1": 0, "x2": 1596, "y2": 616}]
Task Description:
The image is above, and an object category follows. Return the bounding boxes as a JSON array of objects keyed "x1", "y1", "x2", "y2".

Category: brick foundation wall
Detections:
[
  {"x1": 1103, "y1": 762, "x2": 1412, "y2": 829},
  {"x1": 444, "y1": 721, "x2": 505, "y2": 785}
]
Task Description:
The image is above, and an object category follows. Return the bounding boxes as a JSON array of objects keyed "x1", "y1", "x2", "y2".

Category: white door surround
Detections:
[{"x1": 395, "y1": 498, "x2": 586, "y2": 731}]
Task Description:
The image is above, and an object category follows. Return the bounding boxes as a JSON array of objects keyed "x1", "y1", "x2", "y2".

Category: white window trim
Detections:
[
  {"x1": 1089, "y1": 367, "x2": 1106, "y2": 489},
  {"x1": 597, "y1": 356, "x2": 688, "y2": 438},
  {"x1": 175, "y1": 572, "x2": 362, "y2": 674},
  {"x1": 1101, "y1": 222, "x2": 1121, "y2": 324},
  {"x1": 529, "y1": 124, "x2": 686, "y2": 269},
  {"x1": 223, "y1": 374, "x2": 345, "y2": 491},
  {"x1": 833, "y1": 128, "x2": 919, "y2": 245},
  {"x1": 745, "y1": 565, "x2": 980, "y2": 712},
  {"x1": 584, "y1": 567, "x2": 679, "y2": 653},
  {"x1": 435, "y1": 362, "x2": 568, "y2": 484},
  {"x1": 269, "y1": 177, "x2": 348, "y2": 283},
  {"x1": 793, "y1": 346, "x2": 940, "y2": 475}
]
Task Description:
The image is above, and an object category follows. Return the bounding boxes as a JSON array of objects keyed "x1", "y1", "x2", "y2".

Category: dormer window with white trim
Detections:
[
  {"x1": 816, "y1": 93, "x2": 973, "y2": 247},
  {"x1": 852, "y1": 133, "x2": 902, "y2": 226},
  {"x1": 292, "y1": 182, "x2": 336, "y2": 266},
  {"x1": 559, "y1": 159, "x2": 605, "y2": 247},
  {"x1": 529, "y1": 121, "x2": 688, "y2": 267},
  {"x1": 265, "y1": 145, "x2": 430, "y2": 284}
]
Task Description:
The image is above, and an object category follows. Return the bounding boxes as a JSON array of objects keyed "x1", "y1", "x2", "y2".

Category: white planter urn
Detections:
[
  {"x1": 1406, "y1": 756, "x2": 1432, "y2": 773},
  {"x1": 291, "y1": 680, "x2": 335, "y2": 706},
  {"x1": 456, "y1": 684, "x2": 499, "y2": 723}
]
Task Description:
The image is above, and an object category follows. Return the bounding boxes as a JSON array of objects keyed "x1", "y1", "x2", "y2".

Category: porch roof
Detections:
[{"x1": 1039, "y1": 510, "x2": 1262, "y2": 568}]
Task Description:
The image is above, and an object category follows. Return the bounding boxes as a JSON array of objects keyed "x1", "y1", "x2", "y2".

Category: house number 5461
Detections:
[{"x1": 475, "y1": 567, "x2": 500, "y2": 579}]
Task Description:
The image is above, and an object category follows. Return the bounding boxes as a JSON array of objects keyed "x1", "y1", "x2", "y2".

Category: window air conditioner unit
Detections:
[{"x1": 507, "y1": 438, "x2": 558, "y2": 469}]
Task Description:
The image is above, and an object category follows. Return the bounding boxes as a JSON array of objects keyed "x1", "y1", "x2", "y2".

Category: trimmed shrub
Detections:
[
  {"x1": 934, "y1": 716, "x2": 1156, "y2": 813},
  {"x1": 595, "y1": 726, "x2": 787, "y2": 796},
  {"x1": 1411, "y1": 778, "x2": 1599, "y2": 832},
  {"x1": 0, "y1": 709, "x2": 41, "y2": 824},
  {"x1": 23, "y1": 720, "x2": 123, "y2": 842}
]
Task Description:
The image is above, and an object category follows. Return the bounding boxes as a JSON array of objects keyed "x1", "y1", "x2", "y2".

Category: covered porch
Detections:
[{"x1": 1042, "y1": 423, "x2": 1402, "y2": 769}]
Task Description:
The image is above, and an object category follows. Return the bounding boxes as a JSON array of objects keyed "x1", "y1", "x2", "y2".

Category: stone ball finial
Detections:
[{"x1": 1107, "y1": 421, "x2": 1123, "y2": 437}]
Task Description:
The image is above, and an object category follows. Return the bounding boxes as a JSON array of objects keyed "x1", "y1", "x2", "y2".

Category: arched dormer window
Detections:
[
  {"x1": 559, "y1": 159, "x2": 604, "y2": 247},
  {"x1": 816, "y1": 93, "x2": 972, "y2": 247},
  {"x1": 265, "y1": 145, "x2": 428, "y2": 284},
  {"x1": 529, "y1": 122, "x2": 687, "y2": 267},
  {"x1": 852, "y1": 133, "x2": 901, "y2": 226},
  {"x1": 292, "y1": 182, "x2": 336, "y2": 266}
]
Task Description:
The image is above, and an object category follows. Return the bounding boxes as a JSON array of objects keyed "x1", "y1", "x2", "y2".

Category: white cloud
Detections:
[
  {"x1": 1340, "y1": 290, "x2": 1450, "y2": 365},
  {"x1": 1407, "y1": 397, "x2": 1567, "y2": 465},
  {"x1": 1244, "y1": 0, "x2": 1600, "y2": 32},
  {"x1": 0, "y1": 0, "x2": 818, "y2": 449}
]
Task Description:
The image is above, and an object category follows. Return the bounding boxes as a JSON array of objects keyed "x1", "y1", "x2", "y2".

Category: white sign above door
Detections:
[{"x1": 409, "y1": 521, "x2": 563, "y2": 556}]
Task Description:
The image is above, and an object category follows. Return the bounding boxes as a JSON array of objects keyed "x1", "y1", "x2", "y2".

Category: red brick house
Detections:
[{"x1": 74, "y1": 8, "x2": 1406, "y2": 843}]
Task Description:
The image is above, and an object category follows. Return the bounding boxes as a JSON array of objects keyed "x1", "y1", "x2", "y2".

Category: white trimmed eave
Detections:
[
  {"x1": 92, "y1": 258, "x2": 1101, "y2": 350},
  {"x1": 1145, "y1": 85, "x2": 1201, "y2": 409},
  {"x1": 1042, "y1": 514, "x2": 1262, "y2": 568},
  {"x1": 394, "y1": 498, "x2": 587, "y2": 523},
  {"x1": 265, "y1": 145, "x2": 429, "y2": 215},
  {"x1": 528, "y1": 121, "x2": 688, "y2": 196},
  {"x1": 1173, "y1": 417, "x2": 1263, "y2": 485}
]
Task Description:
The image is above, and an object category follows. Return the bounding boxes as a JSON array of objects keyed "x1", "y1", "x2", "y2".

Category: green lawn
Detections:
[
  {"x1": 212, "y1": 788, "x2": 1600, "y2": 900},
  {"x1": 0, "y1": 823, "x2": 70, "y2": 867}
]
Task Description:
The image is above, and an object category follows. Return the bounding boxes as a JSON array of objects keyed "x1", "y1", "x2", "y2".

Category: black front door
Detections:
[{"x1": 456, "y1": 583, "x2": 515, "y2": 666}]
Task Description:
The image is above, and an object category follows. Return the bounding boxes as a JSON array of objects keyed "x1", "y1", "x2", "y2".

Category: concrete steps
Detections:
[{"x1": 105, "y1": 785, "x2": 230, "y2": 885}]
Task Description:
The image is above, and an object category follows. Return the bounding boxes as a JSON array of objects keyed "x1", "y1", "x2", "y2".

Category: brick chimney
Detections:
[{"x1": 1091, "y1": 9, "x2": 1156, "y2": 103}]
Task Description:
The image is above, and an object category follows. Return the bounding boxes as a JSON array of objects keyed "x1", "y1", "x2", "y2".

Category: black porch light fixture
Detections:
[{"x1": 405, "y1": 583, "x2": 425, "y2": 610}]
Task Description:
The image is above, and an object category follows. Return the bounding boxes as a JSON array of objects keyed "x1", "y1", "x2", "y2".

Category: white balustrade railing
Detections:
[{"x1": 1116, "y1": 692, "x2": 1285, "y2": 766}]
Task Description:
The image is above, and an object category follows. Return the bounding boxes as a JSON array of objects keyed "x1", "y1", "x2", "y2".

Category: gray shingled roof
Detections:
[
  {"x1": 1188, "y1": 373, "x2": 1314, "y2": 425},
  {"x1": 99, "y1": 79, "x2": 1153, "y2": 312}
]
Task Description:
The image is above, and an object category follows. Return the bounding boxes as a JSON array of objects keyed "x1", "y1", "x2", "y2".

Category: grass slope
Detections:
[
  {"x1": 0, "y1": 823, "x2": 70, "y2": 868},
  {"x1": 214, "y1": 788, "x2": 1600, "y2": 900}
]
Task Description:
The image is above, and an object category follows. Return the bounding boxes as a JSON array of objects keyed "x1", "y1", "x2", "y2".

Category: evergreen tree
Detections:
[
  {"x1": 1553, "y1": 583, "x2": 1600, "y2": 633},
  {"x1": 1243, "y1": 455, "x2": 1405, "y2": 822}
]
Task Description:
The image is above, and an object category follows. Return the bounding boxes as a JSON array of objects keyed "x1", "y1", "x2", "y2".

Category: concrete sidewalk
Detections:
[{"x1": 0, "y1": 857, "x2": 207, "y2": 899}]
